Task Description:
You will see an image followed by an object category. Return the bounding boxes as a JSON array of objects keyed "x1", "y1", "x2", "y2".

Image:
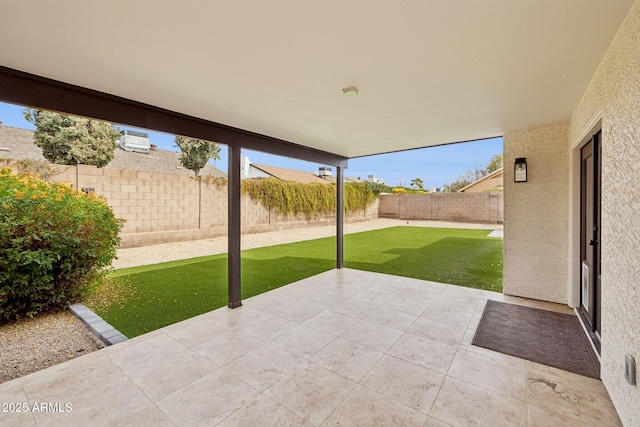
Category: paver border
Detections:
[{"x1": 69, "y1": 303, "x2": 128, "y2": 346}]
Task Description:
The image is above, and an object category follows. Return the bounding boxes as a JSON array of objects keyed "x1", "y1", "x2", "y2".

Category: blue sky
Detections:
[{"x1": 0, "y1": 102, "x2": 502, "y2": 189}]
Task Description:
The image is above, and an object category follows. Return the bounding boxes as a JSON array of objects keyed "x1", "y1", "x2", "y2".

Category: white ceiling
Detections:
[{"x1": 0, "y1": 1, "x2": 634, "y2": 158}]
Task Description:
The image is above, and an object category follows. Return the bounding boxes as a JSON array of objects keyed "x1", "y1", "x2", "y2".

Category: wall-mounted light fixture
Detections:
[{"x1": 514, "y1": 157, "x2": 527, "y2": 182}]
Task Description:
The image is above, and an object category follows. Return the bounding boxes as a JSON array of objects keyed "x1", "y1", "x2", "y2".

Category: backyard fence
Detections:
[
  {"x1": 41, "y1": 164, "x2": 501, "y2": 248},
  {"x1": 51, "y1": 165, "x2": 378, "y2": 248},
  {"x1": 378, "y1": 192, "x2": 503, "y2": 224}
]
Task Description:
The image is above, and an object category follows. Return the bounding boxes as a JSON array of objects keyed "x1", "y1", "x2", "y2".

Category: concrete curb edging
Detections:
[
  {"x1": 69, "y1": 303, "x2": 128, "y2": 346},
  {"x1": 487, "y1": 229, "x2": 504, "y2": 238}
]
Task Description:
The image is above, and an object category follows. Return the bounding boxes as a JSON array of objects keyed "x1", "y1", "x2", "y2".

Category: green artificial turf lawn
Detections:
[
  {"x1": 90, "y1": 227, "x2": 502, "y2": 337},
  {"x1": 345, "y1": 227, "x2": 503, "y2": 292}
]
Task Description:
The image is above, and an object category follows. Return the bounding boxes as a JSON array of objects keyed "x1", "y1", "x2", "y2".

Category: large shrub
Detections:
[{"x1": 0, "y1": 169, "x2": 123, "y2": 321}]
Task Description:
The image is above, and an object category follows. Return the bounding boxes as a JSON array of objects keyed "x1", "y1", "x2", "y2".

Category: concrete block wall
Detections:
[
  {"x1": 50, "y1": 165, "x2": 378, "y2": 248},
  {"x1": 378, "y1": 192, "x2": 503, "y2": 224},
  {"x1": 52, "y1": 165, "x2": 501, "y2": 247},
  {"x1": 239, "y1": 198, "x2": 380, "y2": 235}
]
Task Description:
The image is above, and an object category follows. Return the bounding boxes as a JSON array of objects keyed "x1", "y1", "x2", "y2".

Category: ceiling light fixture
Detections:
[{"x1": 342, "y1": 86, "x2": 359, "y2": 97}]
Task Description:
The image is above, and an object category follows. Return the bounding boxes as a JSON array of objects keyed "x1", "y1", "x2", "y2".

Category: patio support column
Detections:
[
  {"x1": 228, "y1": 145, "x2": 242, "y2": 308},
  {"x1": 336, "y1": 166, "x2": 344, "y2": 269}
]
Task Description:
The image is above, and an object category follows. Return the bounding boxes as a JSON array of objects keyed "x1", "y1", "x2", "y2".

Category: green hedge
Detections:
[{"x1": 0, "y1": 169, "x2": 123, "y2": 321}]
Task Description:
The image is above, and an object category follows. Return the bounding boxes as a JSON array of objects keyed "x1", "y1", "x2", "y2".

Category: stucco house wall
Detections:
[
  {"x1": 504, "y1": 2, "x2": 640, "y2": 424},
  {"x1": 503, "y1": 122, "x2": 569, "y2": 304},
  {"x1": 569, "y1": 2, "x2": 640, "y2": 423}
]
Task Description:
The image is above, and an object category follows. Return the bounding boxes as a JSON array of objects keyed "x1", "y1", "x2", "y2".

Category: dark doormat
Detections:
[{"x1": 472, "y1": 300, "x2": 600, "y2": 379}]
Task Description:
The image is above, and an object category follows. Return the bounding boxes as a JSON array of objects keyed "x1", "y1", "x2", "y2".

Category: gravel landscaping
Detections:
[{"x1": 0, "y1": 311, "x2": 104, "y2": 384}]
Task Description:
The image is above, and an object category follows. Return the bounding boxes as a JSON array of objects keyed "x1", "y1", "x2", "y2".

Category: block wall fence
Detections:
[
  {"x1": 378, "y1": 192, "x2": 503, "y2": 224},
  {"x1": 47, "y1": 165, "x2": 501, "y2": 248},
  {"x1": 52, "y1": 165, "x2": 378, "y2": 248}
]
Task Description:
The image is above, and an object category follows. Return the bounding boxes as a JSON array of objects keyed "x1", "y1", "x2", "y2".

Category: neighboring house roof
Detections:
[
  {"x1": 0, "y1": 125, "x2": 225, "y2": 177},
  {"x1": 249, "y1": 163, "x2": 364, "y2": 184},
  {"x1": 346, "y1": 176, "x2": 365, "y2": 183},
  {"x1": 110, "y1": 147, "x2": 225, "y2": 177},
  {"x1": 0, "y1": 125, "x2": 39, "y2": 159},
  {"x1": 458, "y1": 167, "x2": 504, "y2": 192},
  {"x1": 251, "y1": 163, "x2": 336, "y2": 184}
]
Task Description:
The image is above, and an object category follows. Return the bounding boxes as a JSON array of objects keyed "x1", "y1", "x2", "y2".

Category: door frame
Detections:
[
  {"x1": 569, "y1": 113, "x2": 602, "y2": 354},
  {"x1": 579, "y1": 134, "x2": 601, "y2": 339}
]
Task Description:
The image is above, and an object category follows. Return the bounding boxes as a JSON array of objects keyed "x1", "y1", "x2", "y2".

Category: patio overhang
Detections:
[
  {"x1": 0, "y1": 1, "x2": 633, "y2": 158},
  {"x1": 0, "y1": 67, "x2": 348, "y2": 168}
]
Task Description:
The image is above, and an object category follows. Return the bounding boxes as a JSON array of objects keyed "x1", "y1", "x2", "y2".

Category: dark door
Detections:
[{"x1": 580, "y1": 131, "x2": 602, "y2": 347}]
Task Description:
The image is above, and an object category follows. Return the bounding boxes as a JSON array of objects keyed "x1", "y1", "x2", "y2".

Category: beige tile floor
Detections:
[{"x1": 0, "y1": 269, "x2": 622, "y2": 426}]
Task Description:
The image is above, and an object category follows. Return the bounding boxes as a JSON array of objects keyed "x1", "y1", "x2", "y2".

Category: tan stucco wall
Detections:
[
  {"x1": 569, "y1": 1, "x2": 640, "y2": 424},
  {"x1": 505, "y1": 2, "x2": 639, "y2": 424},
  {"x1": 503, "y1": 122, "x2": 569, "y2": 304}
]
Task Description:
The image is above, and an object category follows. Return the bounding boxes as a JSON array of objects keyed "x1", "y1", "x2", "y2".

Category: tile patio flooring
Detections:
[{"x1": 1, "y1": 269, "x2": 621, "y2": 426}]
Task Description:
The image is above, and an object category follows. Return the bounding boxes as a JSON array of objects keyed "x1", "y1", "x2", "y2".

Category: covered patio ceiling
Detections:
[{"x1": 0, "y1": 1, "x2": 634, "y2": 159}]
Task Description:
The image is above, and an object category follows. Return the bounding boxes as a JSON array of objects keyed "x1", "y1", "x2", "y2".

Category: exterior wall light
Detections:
[
  {"x1": 514, "y1": 157, "x2": 527, "y2": 182},
  {"x1": 342, "y1": 87, "x2": 359, "y2": 97}
]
